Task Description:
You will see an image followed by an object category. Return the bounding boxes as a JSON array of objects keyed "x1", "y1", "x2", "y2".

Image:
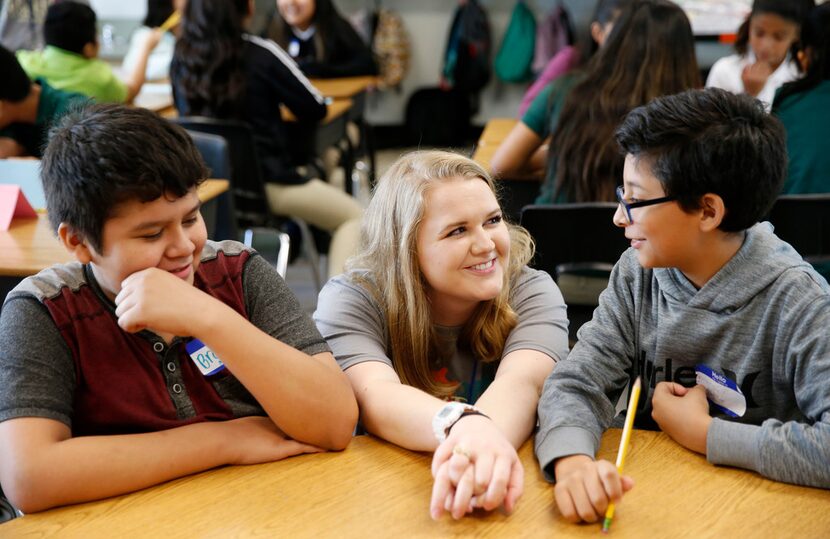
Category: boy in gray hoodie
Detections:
[{"x1": 535, "y1": 87, "x2": 830, "y2": 524}]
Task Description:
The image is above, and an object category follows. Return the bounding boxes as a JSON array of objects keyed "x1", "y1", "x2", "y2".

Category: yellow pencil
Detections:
[
  {"x1": 158, "y1": 10, "x2": 181, "y2": 33},
  {"x1": 601, "y1": 376, "x2": 641, "y2": 534}
]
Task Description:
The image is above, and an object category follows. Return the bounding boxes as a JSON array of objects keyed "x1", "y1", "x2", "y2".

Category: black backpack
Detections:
[
  {"x1": 405, "y1": 87, "x2": 473, "y2": 147},
  {"x1": 441, "y1": 0, "x2": 491, "y2": 95}
]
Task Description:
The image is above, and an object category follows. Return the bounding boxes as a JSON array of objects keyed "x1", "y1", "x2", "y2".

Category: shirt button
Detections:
[
  {"x1": 167, "y1": 362, "x2": 176, "y2": 373},
  {"x1": 172, "y1": 383, "x2": 183, "y2": 394},
  {"x1": 153, "y1": 342, "x2": 164, "y2": 353}
]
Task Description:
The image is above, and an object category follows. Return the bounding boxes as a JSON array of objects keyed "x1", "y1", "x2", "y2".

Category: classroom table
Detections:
[
  {"x1": 0, "y1": 180, "x2": 229, "y2": 305},
  {"x1": 472, "y1": 117, "x2": 519, "y2": 173},
  {"x1": 310, "y1": 76, "x2": 379, "y2": 191},
  {"x1": 309, "y1": 76, "x2": 378, "y2": 101},
  {"x1": 281, "y1": 98, "x2": 353, "y2": 126},
  {"x1": 2, "y1": 429, "x2": 827, "y2": 537},
  {"x1": 473, "y1": 117, "x2": 543, "y2": 221},
  {"x1": 133, "y1": 82, "x2": 177, "y2": 119}
]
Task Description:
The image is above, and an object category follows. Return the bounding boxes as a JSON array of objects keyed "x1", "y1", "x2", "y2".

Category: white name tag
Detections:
[
  {"x1": 185, "y1": 338, "x2": 226, "y2": 376},
  {"x1": 695, "y1": 364, "x2": 746, "y2": 417}
]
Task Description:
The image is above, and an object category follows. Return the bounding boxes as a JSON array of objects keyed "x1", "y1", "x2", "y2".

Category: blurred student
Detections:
[
  {"x1": 0, "y1": 44, "x2": 87, "y2": 158},
  {"x1": 537, "y1": 88, "x2": 830, "y2": 525},
  {"x1": 772, "y1": 3, "x2": 830, "y2": 194},
  {"x1": 121, "y1": 0, "x2": 186, "y2": 81},
  {"x1": 518, "y1": 0, "x2": 631, "y2": 117},
  {"x1": 315, "y1": 151, "x2": 569, "y2": 520},
  {"x1": 16, "y1": 1, "x2": 161, "y2": 104},
  {"x1": 171, "y1": 0, "x2": 363, "y2": 277},
  {"x1": 267, "y1": 0, "x2": 377, "y2": 78},
  {"x1": 0, "y1": 104, "x2": 357, "y2": 513},
  {"x1": 491, "y1": 0, "x2": 699, "y2": 204},
  {"x1": 706, "y1": 0, "x2": 814, "y2": 110}
]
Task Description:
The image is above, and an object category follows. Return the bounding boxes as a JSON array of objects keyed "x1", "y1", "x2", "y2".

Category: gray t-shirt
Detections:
[{"x1": 314, "y1": 267, "x2": 569, "y2": 402}]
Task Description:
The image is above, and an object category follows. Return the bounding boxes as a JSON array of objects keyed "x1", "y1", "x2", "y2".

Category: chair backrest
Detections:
[
  {"x1": 766, "y1": 194, "x2": 830, "y2": 263},
  {"x1": 171, "y1": 117, "x2": 271, "y2": 229},
  {"x1": 185, "y1": 130, "x2": 230, "y2": 181},
  {"x1": 520, "y1": 203, "x2": 629, "y2": 279},
  {"x1": 183, "y1": 130, "x2": 236, "y2": 241}
]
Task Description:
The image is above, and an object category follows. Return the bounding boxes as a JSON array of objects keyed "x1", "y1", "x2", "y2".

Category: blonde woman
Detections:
[{"x1": 314, "y1": 151, "x2": 569, "y2": 519}]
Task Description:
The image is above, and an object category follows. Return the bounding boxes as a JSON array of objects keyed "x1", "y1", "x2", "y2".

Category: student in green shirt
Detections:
[
  {"x1": 0, "y1": 45, "x2": 88, "y2": 158},
  {"x1": 16, "y1": 1, "x2": 161, "y2": 104}
]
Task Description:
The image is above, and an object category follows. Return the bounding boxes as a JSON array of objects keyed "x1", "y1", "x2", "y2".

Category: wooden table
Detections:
[
  {"x1": 309, "y1": 76, "x2": 379, "y2": 191},
  {"x1": 309, "y1": 76, "x2": 378, "y2": 100},
  {"x1": 281, "y1": 98, "x2": 353, "y2": 125},
  {"x1": 472, "y1": 117, "x2": 518, "y2": 172},
  {"x1": 133, "y1": 82, "x2": 176, "y2": 119},
  {"x1": 0, "y1": 180, "x2": 229, "y2": 279},
  {"x1": 3, "y1": 430, "x2": 827, "y2": 537},
  {"x1": 473, "y1": 117, "x2": 542, "y2": 222}
]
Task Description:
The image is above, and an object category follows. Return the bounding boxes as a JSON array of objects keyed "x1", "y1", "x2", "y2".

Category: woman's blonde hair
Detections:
[{"x1": 347, "y1": 150, "x2": 534, "y2": 398}]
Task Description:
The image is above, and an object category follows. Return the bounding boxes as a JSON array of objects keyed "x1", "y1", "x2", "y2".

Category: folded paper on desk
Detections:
[
  {"x1": 0, "y1": 159, "x2": 46, "y2": 210},
  {"x1": 0, "y1": 185, "x2": 37, "y2": 230}
]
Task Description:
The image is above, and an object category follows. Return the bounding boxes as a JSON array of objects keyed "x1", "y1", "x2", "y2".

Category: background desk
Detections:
[
  {"x1": 0, "y1": 180, "x2": 229, "y2": 305},
  {"x1": 3, "y1": 430, "x2": 827, "y2": 537},
  {"x1": 472, "y1": 117, "x2": 518, "y2": 173},
  {"x1": 473, "y1": 117, "x2": 541, "y2": 221},
  {"x1": 133, "y1": 82, "x2": 176, "y2": 119},
  {"x1": 308, "y1": 76, "x2": 377, "y2": 100}
]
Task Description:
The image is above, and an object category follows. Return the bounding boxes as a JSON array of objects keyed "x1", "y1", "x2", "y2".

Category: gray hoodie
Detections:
[{"x1": 536, "y1": 222, "x2": 830, "y2": 489}]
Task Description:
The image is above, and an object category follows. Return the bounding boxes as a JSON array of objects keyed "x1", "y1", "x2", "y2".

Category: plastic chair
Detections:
[
  {"x1": 520, "y1": 203, "x2": 629, "y2": 341},
  {"x1": 766, "y1": 194, "x2": 830, "y2": 265},
  {"x1": 176, "y1": 120, "x2": 295, "y2": 279}
]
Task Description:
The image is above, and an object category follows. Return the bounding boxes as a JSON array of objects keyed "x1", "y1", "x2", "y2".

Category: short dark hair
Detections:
[
  {"x1": 735, "y1": 0, "x2": 815, "y2": 56},
  {"x1": 144, "y1": 0, "x2": 174, "y2": 28},
  {"x1": 44, "y1": 1, "x2": 98, "y2": 55},
  {"x1": 42, "y1": 104, "x2": 208, "y2": 252},
  {"x1": 0, "y1": 45, "x2": 31, "y2": 102},
  {"x1": 615, "y1": 88, "x2": 786, "y2": 232}
]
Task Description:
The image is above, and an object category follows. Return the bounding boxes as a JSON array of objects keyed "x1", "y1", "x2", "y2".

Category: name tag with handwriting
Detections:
[
  {"x1": 695, "y1": 364, "x2": 746, "y2": 417},
  {"x1": 185, "y1": 338, "x2": 226, "y2": 376}
]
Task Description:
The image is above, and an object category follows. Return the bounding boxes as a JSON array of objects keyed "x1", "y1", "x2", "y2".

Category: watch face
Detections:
[{"x1": 438, "y1": 406, "x2": 454, "y2": 418}]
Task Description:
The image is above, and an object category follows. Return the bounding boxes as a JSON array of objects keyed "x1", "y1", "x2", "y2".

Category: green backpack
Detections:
[{"x1": 495, "y1": 0, "x2": 537, "y2": 83}]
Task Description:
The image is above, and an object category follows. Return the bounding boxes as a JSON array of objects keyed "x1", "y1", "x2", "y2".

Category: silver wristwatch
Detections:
[{"x1": 432, "y1": 402, "x2": 480, "y2": 443}]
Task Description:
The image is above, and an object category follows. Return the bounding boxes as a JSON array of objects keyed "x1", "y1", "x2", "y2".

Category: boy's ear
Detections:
[
  {"x1": 57, "y1": 223, "x2": 96, "y2": 263},
  {"x1": 81, "y1": 41, "x2": 99, "y2": 59},
  {"x1": 698, "y1": 193, "x2": 726, "y2": 232}
]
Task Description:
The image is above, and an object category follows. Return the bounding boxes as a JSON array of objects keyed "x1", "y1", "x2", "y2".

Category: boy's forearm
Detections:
[
  {"x1": 193, "y1": 304, "x2": 357, "y2": 450},
  {"x1": 121, "y1": 34, "x2": 159, "y2": 103},
  {"x1": 2, "y1": 421, "x2": 231, "y2": 513},
  {"x1": 707, "y1": 418, "x2": 830, "y2": 489}
]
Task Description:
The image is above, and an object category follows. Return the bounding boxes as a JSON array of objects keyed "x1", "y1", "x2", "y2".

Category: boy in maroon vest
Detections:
[{"x1": 0, "y1": 104, "x2": 357, "y2": 512}]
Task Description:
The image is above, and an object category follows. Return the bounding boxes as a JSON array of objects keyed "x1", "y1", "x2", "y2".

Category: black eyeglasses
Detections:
[{"x1": 616, "y1": 186, "x2": 676, "y2": 224}]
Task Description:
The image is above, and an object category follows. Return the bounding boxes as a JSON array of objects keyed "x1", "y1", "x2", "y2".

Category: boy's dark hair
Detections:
[
  {"x1": 615, "y1": 88, "x2": 786, "y2": 232},
  {"x1": 144, "y1": 0, "x2": 174, "y2": 28},
  {"x1": 0, "y1": 45, "x2": 31, "y2": 102},
  {"x1": 44, "y1": 1, "x2": 98, "y2": 55},
  {"x1": 42, "y1": 104, "x2": 208, "y2": 253}
]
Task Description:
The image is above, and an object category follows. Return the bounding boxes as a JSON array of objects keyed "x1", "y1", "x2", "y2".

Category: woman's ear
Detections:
[
  {"x1": 58, "y1": 223, "x2": 95, "y2": 263},
  {"x1": 698, "y1": 193, "x2": 727, "y2": 232}
]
